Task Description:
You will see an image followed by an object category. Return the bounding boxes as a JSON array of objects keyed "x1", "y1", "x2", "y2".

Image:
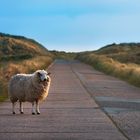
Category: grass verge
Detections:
[{"x1": 76, "y1": 53, "x2": 140, "y2": 87}]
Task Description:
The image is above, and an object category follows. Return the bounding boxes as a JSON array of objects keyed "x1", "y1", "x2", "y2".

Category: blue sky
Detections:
[{"x1": 0, "y1": 0, "x2": 140, "y2": 52}]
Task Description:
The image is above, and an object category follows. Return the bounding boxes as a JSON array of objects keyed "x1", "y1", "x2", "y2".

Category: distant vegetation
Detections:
[
  {"x1": 76, "y1": 43, "x2": 140, "y2": 88},
  {"x1": 50, "y1": 50, "x2": 76, "y2": 60},
  {"x1": 0, "y1": 33, "x2": 54, "y2": 101}
]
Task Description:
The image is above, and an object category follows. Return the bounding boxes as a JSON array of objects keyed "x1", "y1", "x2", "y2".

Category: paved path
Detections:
[{"x1": 0, "y1": 60, "x2": 140, "y2": 140}]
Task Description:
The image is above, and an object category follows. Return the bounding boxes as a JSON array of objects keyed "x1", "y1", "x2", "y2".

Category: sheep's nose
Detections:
[{"x1": 44, "y1": 79, "x2": 47, "y2": 81}]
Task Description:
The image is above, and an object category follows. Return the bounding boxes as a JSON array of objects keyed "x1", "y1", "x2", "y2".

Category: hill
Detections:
[
  {"x1": 0, "y1": 33, "x2": 50, "y2": 61},
  {"x1": 76, "y1": 43, "x2": 140, "y2": 88},
  {"x1": 95, "y1": 43, "x2": 140, "y2": 64}
]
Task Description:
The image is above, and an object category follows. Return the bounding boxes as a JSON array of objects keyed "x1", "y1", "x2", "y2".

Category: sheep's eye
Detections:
[{"x1": 38, "y1": 72, "x2": 42, "y2": 77}]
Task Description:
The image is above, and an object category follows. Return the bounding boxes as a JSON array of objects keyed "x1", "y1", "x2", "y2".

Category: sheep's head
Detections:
[{"x1": 36, "y1": 70, "x2": 51, "y2": 83}]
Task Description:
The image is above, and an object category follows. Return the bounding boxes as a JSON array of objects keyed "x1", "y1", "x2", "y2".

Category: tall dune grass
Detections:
[
  {"x1": 0, "y1": 56, "x2": 54, "y2": 101},
  {"x1": 77, "y1": 53, "x2": 140, "y2": 87}
]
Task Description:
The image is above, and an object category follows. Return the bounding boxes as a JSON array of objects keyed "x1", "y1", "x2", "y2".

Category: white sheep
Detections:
[{"x1": 8, "y1": 70, "x2": 51, "y2": 115}]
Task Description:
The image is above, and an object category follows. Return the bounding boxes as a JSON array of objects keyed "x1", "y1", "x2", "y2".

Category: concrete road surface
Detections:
[{"x1": 1, "y1": 59, "x2": 140, "y2": 140}]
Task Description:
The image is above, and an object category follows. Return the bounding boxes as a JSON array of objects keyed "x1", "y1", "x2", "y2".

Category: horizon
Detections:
[{"x1": 0, "y1": 0, "x2": 140, "y2": 52}]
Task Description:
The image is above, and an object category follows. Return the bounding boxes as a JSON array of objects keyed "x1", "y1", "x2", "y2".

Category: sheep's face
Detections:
[{"x1": 37, "y1": 70, "x2": 51, "y2": 82}]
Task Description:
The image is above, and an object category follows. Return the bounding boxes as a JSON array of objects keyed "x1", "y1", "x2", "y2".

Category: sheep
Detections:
[{"x1": 8, "y1": 70, "x2": 51, "y2": 115}]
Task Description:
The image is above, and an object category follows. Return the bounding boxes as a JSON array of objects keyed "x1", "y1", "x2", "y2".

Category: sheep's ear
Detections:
[{"x1": 48, "y1": 72, "x2": 51, "y2": 75}]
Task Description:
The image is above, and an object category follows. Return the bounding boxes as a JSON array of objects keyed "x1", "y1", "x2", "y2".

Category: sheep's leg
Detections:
[
  {"x1": 19, "y1": 102, "x2": 24, "y2": 114},
  {"x1": 36, "y1": 101, "x2": 40, "y2": 115},
  {"x1": 12, "y1": 102, "x2": 16, "y2": 114},
  {"x1": 32, "y1": 102, "x2": 35, "y2": 115}
]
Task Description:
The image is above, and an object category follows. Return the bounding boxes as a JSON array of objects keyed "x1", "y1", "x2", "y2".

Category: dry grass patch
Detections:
[
  {"x1": 0, "y1": 56, "x2": 53, "y2": 101},
  {"x1": 77, "y1": 53, "x2": 140, "y2": 87}
]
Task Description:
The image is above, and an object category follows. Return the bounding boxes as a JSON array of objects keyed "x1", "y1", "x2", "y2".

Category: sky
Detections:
[{"x1": 0, "y1": 0, "x2": 140, "y2": 52}]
